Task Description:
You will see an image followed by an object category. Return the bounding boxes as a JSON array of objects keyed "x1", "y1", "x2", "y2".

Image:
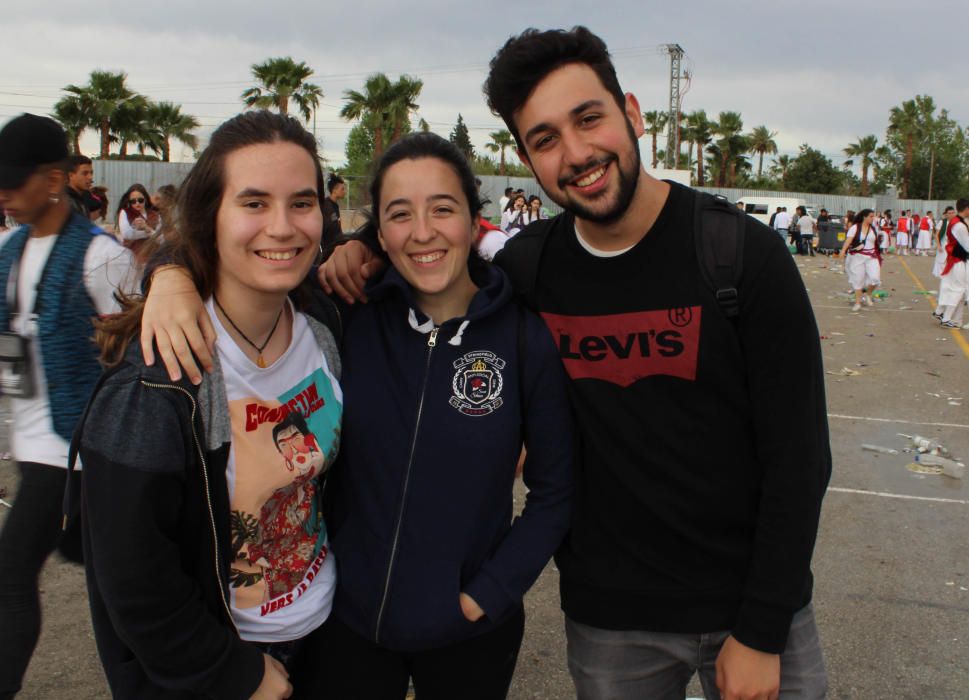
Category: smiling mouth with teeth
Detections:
[
  {"x1": 411, "y1": 251, "x2": 446, "y2": 264},
  {"x1": 573, "y1": 165, "x2": 607, "y2": 188},
  {"x1": 256, "y1": 249, "x2": 301, "y2": 261}
]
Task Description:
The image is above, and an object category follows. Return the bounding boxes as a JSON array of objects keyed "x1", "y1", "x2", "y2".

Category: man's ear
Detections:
[
  {"x1": 46, "y1": 167, "x2": 67, "y2": 196},
  {"x1": 624, "y1": 93, "x2": 645, "y2": 139}
]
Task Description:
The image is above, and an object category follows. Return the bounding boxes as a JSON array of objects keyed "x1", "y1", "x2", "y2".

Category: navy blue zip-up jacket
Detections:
[{"x1": 328, "y1": 263, "x2": 574, "y2": 651}]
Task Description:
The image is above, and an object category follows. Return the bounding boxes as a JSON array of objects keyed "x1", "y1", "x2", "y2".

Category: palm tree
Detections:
[
  {"x1": 341, "y1": 73, "x2": 423, "y2": 160},
  {"x1": 385, "y1": 76, "x2": 423, "y2": 144},
  {"x1": 112, "y1": 95, "x2": 156, "y2": 158},
  {"x1": 844, "y1": 135, "x2": 878, "y2": 196},
  {"x1": 52, "y1": 95, "x2": 88, "y2": 154},
  {"x1": 62, "y1": 70, "x2": 136, "y2": 158},
  {"x1": 747, "y1": 125, "x2": 778, "y2": 178},
  {"x1": 641, "y1": 111, "x2": 668, "y2": 169},
  {"x1": 149, "y1": 102, "x2": 200, "y2": 162},
  {"x1": 485, "y1": 129, "x2": 515, "y2": 175},
  {"x1": 771, "y1": 155, "x2": 793, "y2": 188},
  {"x1": 685, "y1": 110, "x2": 713, "y2": 186},
  {"x1": 712, "y1": 111, "x2": 747, "y2": 187},
  {"x1": 887, "y1": 99, "x2": 921, "y2": 198},
  {"x1": 241, "y1": 57, "x2": 323, "y2": 122}
]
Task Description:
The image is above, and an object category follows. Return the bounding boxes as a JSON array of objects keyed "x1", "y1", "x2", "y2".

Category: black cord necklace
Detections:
[{"x1": 213, "y1": 295, "x2": 284, "y2": 368}]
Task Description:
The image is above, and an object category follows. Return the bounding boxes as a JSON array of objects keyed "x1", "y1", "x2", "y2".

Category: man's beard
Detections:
[{"x1": 535, "y1": 121, "x2": 642, "y2": 225}]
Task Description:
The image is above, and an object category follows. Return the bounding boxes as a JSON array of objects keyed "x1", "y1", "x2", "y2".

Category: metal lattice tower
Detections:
[{"x1": 664, "y1": 44, "x2": 684, "y2": 170}]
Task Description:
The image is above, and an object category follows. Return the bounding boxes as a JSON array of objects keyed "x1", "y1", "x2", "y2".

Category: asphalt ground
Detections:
[{"x1": 1, "y1": 250, "x2": 968, "y2": 699}]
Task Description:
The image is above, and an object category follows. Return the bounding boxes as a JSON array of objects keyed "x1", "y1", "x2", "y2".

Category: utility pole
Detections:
[{"x1": 664, "y1": 44, "x2": 684, "y2": 170}]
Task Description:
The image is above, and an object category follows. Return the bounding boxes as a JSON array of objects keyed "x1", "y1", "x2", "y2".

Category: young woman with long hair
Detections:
[
  {"x1": 76, "y1": 110, "x2": 343, "y2": 699},
  {"x1": 140, "y1": 132, "x2": 574, "y2": 700},
  {"x1": 116, "y1": 182, "x2": 161, "y2": 257},
  {"x1": 500, "y1": 193, "x2": 527, "y2": 235},
  {"x1": 840, "y1": 208, "x2": 881, "y2": 312}
]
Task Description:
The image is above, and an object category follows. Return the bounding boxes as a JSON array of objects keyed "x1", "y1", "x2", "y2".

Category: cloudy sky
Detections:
[{"x1": 2, "y1": 0, "x2": 965, "y2": 172}]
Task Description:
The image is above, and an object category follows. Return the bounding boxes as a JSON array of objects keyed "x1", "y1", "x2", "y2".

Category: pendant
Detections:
[{"x1": 256, "y1": 354, "x2": 266, "y2": 369}]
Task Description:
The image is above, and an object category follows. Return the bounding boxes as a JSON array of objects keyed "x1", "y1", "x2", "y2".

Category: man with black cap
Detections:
[{"x1": 0, "y1": 114, "x2": 135, "y2": 698}]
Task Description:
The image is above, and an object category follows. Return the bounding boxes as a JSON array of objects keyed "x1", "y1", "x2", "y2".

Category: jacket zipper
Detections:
[
  {"x1": 139, "y1": 380, "x2": 238, "y2": 634},
  {"x1": 374, "y1": 326, "x2": 439, "y2": 643}
]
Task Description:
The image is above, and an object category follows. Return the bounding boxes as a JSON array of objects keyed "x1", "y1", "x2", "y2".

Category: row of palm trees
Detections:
[
  {"x1": 641, "y1": 109, "x2": 780, "y2": 188},
  {"x1": 53, "y1": 70, "x2": 199, "y2": 161},
  {"x1": 50, "y1": 58, "x2": 939, "y2": 200},
  {"x1": 642, "y1": 101, "x2": 945, "y2": 198}
]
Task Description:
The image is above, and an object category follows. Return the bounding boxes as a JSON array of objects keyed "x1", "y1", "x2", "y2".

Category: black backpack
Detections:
[{"x1": 498, "y1": 190, "x2": 746, "y2": 322}]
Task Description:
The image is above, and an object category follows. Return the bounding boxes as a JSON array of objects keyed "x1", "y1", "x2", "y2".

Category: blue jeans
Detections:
[{"x1": 566, "y1": 604, "x2": 827, "y2": 700}]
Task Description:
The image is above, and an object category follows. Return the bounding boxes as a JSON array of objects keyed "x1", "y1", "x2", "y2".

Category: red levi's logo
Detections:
[{"x1": 540, "y1": 307, "x2": 702, "y2": 386}]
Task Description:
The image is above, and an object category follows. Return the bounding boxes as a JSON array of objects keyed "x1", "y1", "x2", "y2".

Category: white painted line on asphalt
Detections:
[
  {"x1": 828, "y1": 413, "x2": 969, "y2": 430},
  {"x1": 829, "y1": 486, "x2": 969, "y2": 506},
  {"x1": 813, "y1": 304, "x2": 927, "y2": 313}
]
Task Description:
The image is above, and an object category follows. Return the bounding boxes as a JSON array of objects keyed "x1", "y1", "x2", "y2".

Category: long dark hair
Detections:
[
  {"x1": 851, "y1": 208, "x2": 875, "y2": 247},
  {"x1": 356, "y1": 132, "x2": 488, "y2": 279},
  {"x1": 117, "y1": 183, "x2": 156, "y2": 219},
  {"x1": 97, "y1": 110, "x2": 325, "y2": 365}
]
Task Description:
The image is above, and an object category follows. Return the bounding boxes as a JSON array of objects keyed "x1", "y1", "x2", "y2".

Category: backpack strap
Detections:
[
  {"x1": 494, "y1": 218, "x2": 555, "y2": 310},
  {"x1": 693, "y1": 192, "x2": 745, "y2": 321}
]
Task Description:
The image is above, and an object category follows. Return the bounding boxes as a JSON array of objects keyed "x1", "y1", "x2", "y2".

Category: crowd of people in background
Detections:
[{"x1": 0, "y1": 152, "x2": 178, "y2": 268}]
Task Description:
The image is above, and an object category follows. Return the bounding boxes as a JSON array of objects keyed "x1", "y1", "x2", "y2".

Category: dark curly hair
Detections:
[{"x1": 484, "y1": 26, "x2": 625, "y2": 151}]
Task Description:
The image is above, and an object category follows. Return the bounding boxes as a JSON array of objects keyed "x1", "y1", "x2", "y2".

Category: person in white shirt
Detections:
[
  {"x1": 498, "y1": 186, "x2": 513, "y2": 214},
  {"x1": 500, "y1": 193, "x2": 528, "y2": 236},
  {"x1": 523, "y1": 195, "x2": 548, "y2": 226},
  {"x1": 794, "y1": 206, "x2": 816, "y2": 256},
  {"x1": 937, "y1": 200, "x2": 969, "y2": 329},
  {"x1": 840, "y1": 209, "x2": 881, "y2": 312},
  {"x1": 0, "y1": 113, "x2": 137, "y2": 698},
  {"x1": 774, "y1": 207, "x2": 791, "y2": 246}
]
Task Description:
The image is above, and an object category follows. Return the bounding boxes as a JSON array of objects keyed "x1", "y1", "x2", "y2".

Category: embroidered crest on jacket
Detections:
[{"x1": 450, "y1": 351, "x2": 505, "y2": 416}]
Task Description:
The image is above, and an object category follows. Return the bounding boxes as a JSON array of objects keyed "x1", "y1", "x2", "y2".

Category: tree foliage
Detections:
[
  {"x1": 485, "y1": 129, "x2": 516, "y2": 175},
  {"x1": 53, "y1": 70, "x2": 198, "y2": 160},
  {"x1": 241, "y1": 57, "x2": 322, "y2": 122},
  {"x1": 341, "y1": 73, "x2": 423, "y2": 161},
  {"x1": 449, "y1": 114, "x2": 475, "y2": 161},
  {"x1": 784, "y1": 145, "x2": 843, "y2": 193}
]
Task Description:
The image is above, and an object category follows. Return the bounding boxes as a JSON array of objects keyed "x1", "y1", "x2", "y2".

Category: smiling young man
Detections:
[{"x1": 479, "y1": 28, "x2": 830, "y2": 700}]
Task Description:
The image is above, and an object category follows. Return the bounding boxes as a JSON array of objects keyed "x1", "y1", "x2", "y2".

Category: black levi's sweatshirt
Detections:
[{"x1": 495, "y1": 182, "x2": 831, "y2": 654}]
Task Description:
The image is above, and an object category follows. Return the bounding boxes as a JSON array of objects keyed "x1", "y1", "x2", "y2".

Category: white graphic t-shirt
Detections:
[{"x1": 208, "y1": 298, "x2": 342, "y2": 643}]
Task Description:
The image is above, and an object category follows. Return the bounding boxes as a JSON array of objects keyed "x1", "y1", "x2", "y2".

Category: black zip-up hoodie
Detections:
[
  {"x1": 327, "y1": 263, "x2": 574, "y2": 651},
  {"x1": 74, "y1": 304, "x2": 340, "y2": 699}
]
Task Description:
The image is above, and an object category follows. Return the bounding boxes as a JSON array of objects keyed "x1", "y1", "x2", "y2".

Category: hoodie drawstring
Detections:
[
  {"x1": 448, "y1": 320, "x2": 470, "y2": 346},
  {"x1": 407, "y1": 308, "x2": 470, "y2": 346}
]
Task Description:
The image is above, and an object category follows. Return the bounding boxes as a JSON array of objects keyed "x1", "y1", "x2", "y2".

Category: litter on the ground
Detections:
[
  {"x1": 0, "y1": 499, "x2": 12, "y2": 509},
  {"x1": 898, "y1": 434, "x2": 951, "y2": 456},
  {"x1": 916, "y1": 454, "x2": 965, "y2": 480},
  {"x1": 830, "y1": 332, "x2": 845, "y2": 336},
  {"x1": 862, "y1": 444, "x2": 899, "y2": 455},
  {"x1": 907, "y1": 461, "x2": 943, "y2": 475}
]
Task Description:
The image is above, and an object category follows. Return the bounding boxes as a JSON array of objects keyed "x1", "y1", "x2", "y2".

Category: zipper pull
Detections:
[{"x1": 427, "y1": 327, "x2": 439, "y2": 347}]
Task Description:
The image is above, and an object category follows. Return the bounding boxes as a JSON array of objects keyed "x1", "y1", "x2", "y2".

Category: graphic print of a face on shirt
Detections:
[{"x1": 228, "y1": 369, "x2": 340, "y2": 605}]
